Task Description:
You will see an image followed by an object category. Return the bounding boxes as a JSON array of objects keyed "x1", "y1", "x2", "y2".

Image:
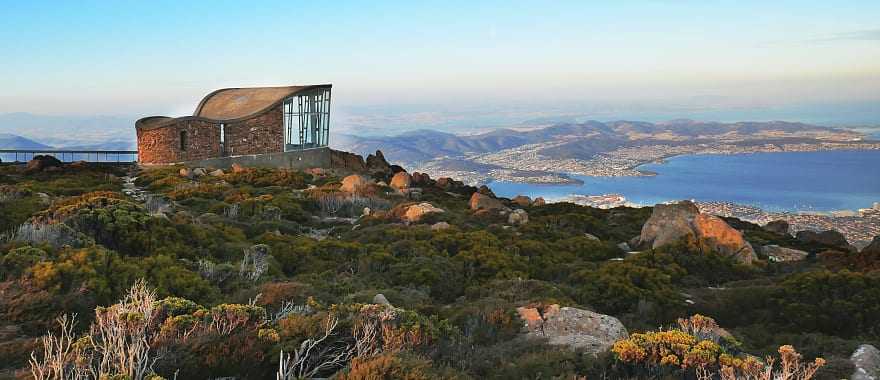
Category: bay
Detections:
[{"x1": 487, "y1": 150, "x2": 880, "y2": 212}]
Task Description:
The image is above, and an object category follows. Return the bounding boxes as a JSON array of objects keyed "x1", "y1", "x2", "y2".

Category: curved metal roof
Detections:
[
  {"x1": 136, "y1": 84, "x2": 332, "y2": 131},
  {"x1": 194, "y1": 85, "x2": 331, "y2": 120}
]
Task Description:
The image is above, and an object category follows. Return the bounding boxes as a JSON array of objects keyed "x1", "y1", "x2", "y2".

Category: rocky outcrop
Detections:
[
  {"x1": 516, "y1": 304, "x2": 628, "y2": 354},
  {"x1": 411, "y1": 172, "x2": 433, "y2": 187},
  {"x1": 508, "y1": 209, "x2": 529, "y2": 225},
  {"x1": 25, "y1": 155, "x2": 63, "y2": 173},
  {"x1": 512, "y1": 195, "x2": 532, "y2": 207},
  {"x1": 340, "y1": 174, "x2": 372, "y2": 194},
  {"x1": 763, "y1": 220, "x2": 790, "y2": 235},
  {"x1": 637, "y1": 200, "x2": 757, "y2": 264},
  {"x1": 762, "y1": 245, "x2": 809, "y2": 262},
  {"x1": 469, "y1": 192, "x2": 506, "y2": 211},
  {"x1": 389, "y1": 172, "x2": 413, "y2": 190},
  {"x1": 796, "y1": 230, "x2": 854, "y2": 251},
  {"x1": 477, "y1": 185, "x2": 496, "y2": 198},
  {"x1": 851, "y1": 344, "x2": 880, "y2": 380},
  {"x1": 400, "y1": 202, "x2": 444, "y2": 223},
  {"x1": 862, "y1": 236, "x2": 880, "y2": 254},
  {"x1": 533, "y1": 197, "x2": 546, "y2": 206},
  {"x1": 330, "y1": 149, "x2": 367, "y2": 173},
  {"x1": 365, "y1": 150, "x2": 392, "y2": 175},
  {"x1": 435, "y1": 177, "x2": 469, "y2": 194}
]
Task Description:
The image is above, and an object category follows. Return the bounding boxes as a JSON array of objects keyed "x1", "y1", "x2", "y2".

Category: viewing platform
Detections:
[{"x1": 0, "y1": 149, "x2": 138, "y2": 164}]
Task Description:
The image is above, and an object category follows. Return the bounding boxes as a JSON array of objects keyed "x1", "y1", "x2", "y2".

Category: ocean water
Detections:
[{"x1": 487, "y1": 150, "x2": 880, "y2": 212}]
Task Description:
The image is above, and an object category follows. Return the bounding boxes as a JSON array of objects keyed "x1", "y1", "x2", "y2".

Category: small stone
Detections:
[
  {"x1": 431, "y1": 222, "x2": 451, "y2": 231},
  {"x1": 508, "y1": 209, "x2": 529, "y2": 225}
]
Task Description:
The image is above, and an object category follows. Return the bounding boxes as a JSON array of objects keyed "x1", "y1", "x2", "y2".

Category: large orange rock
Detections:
[
  {"x1": 401, "y1": 202, "x2": 444, "y2": 223},
  {"x1": 693, "y1": 213, "x2": 757, "y2": 264},
  {"x1": 340, "y1": 174, "x2": 372, "y2": 194},
  {"x1": 469, "y1": 192, "x2": 505, "y2": 211},
  {"x1": 637, "y1": 200, "x2": 757, "y2": 264},
  {"x1": 512, "y1": 195, "x2": 532, "y2": 207},
  {"x1": 389, "y1": 172, "x2": 412, "y2": 190}
]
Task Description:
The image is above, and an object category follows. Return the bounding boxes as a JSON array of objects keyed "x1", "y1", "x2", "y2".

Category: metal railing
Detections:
[{"x1": 0, "y1": 149, "x2": 138, "y2": 164}]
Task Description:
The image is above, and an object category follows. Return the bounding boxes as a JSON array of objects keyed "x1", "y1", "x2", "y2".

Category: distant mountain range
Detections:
[
  {"x1": 0, "y1": 133, "x2": 52, "y2": 149},
  {"x1": 332, "y1": 119, "x2": 865, "y2": 165},
  {"x1": 0, "y1": 112, "x2": 136, "y2": 150}
]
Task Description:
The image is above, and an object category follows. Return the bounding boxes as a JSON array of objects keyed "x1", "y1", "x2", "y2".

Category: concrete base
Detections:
[{"x1": 180, "y1": 147, "x2": 331, "y2": 170}]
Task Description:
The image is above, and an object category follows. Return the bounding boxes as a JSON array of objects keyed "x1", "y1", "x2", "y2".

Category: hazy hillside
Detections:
[
  {"x1": 0, "y1": 112, "x2": 136, "y2": 149},
  {"x1": 0, "y1": 133, "x2": 51, "y2": 149}
]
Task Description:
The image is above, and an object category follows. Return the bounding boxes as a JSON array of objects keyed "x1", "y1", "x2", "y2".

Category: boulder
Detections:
[
  {"x1": 469, "y1": 192, "x2": 506, "y2": 211},
  {"x1": 763, "y1": 220, "x2": 790, "y2": 235},
  {"x1": 431, "y1": 222, "x2": 451, "y2": 231},
  {"x1": 516, "y1": 304, "x2": 628, "y2": 354},
  {"x1": 796, "y1": 230, "x2": 853, "y2": 251},
  {"x1": 389, "y1": 172, "x2": 413, "y2": 190},
  {"x1": 411, "y1": 172, "x2": 433, "y2": 186},
  {"x1": 179, "y1": 168, "x2": 193, "y2": 178},
  {"x1": 330, "y1": 149, "x2": 367, "y2": 172},
  {"x1": 862, "y1": 236, "x2": 880, "y2": 254},
  {"x1": 390, "y1": 165, "x2": 406, "y2": 174},
  {"x1": 508, "y1": 209, "x2": 529, "y2": 225},
  {"x1": 762, "y1": 245, "x2": 809, "y2": 262},
  {"x1": 436, "y1": 177, "x2": 463, "y2": 190},
  {"x1": 340, "y1": 174, "x2": 372, "y2": 194},
  {"x1": 512, "y1": 195, "x2": 532, "y2": 207},
  {"x1": 192, "y1": 167, "x2": 208, "y2": 177},
  {"x1": 231, "y1": 163, "x2": 246, "y2": 173},
  {"x1": 617, "y1": 242, "x2": 631, "y2": 251},
  {"x1": 209, "y1": 169, "x2": 225, "y2": 177},
  {"x1": 372, "y1": 293, "x2": 392, "y2": 307},
  {"x1": 584, "y1": 233, "x2": 600, "y2": 241},
  {"x1": 25, "y1": 155, "x2": 63, "y2": 173},
  {"x1": 365, "y1": 150, "x2": 392, "y2": 175},
  {"x1": 851, "y1": 344, "x2": 880, "y2": 380},
  {"x1": 533, "y1": 197, "x2": 546, "y2": 206},
  {"x1": 401, "y1": 202, "x2": 444, "y2": 223},
  {"x1": 478, "y1": 185, "x2": 496, "y2": 198},
  {"x1": 637, "y1": 200, "x2": 757, "y2": 264},
  {"x1": 66, "y1": 160, "x2": 88, "y2": 170},
  {"x1": 304, "y1": 167, "x2": 326, "y2": 177}
]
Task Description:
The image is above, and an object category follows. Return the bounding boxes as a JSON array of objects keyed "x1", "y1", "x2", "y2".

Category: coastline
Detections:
[{"x1": 488, "y1": 143, "x2": 880, "y2": 184}]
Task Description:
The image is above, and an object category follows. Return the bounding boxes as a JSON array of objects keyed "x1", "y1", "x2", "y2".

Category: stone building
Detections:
[{"x1": 136, "y1": 84, "x2": 331, "y2": 165}]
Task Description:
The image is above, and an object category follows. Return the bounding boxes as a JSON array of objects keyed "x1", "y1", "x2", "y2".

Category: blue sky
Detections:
[{"x1": 1, "y1": 1, "x2": 878, "y2": 127}]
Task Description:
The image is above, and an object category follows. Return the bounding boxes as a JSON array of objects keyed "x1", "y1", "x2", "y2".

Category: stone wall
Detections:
[
  {"x1": 136, "y1": 118, "x2": 220, "y2": 164},
  {"x1": 182, "y1": 147, "x2": 332, "y2": 170},
  {"x1": 223, "y1": 107, "x2": 283, "y2": 156},
  {"x1": 137, "y1": 106, "x2": 285, "y2": 165}
]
